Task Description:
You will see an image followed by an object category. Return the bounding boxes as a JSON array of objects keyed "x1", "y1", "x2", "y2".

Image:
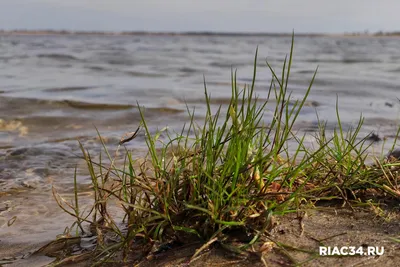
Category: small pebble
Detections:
[{"x1": 386, "y1": 148, "x2": 400, "y2": 160}]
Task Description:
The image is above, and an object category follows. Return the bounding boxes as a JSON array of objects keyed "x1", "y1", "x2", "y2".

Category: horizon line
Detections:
[{"x1": 0, "y1": 29, "x2": 399, "y2": 37}]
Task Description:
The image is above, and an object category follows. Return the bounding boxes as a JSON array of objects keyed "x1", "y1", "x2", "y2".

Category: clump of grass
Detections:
[{"x1": 52, "y1": 34, "x2": 400, "y2": 265}]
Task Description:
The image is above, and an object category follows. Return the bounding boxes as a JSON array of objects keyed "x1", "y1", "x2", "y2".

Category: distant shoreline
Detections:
[{"x1": 0, "y1": 30, "x2": 400, "y2": 37}]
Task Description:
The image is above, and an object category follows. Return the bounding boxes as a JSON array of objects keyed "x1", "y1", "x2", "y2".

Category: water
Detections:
[{"x1": 1, "y1": 34, "x2": 400, "y2": 258}]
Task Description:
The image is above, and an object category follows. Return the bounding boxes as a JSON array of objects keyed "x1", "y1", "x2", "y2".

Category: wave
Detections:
[
  {"x1": 0, "y1": 96, "x2": 135, "y2": 111},
  {"x1": 295, "y1": 69, "x2": 317, "y2": 74},
  {"x1": 178, "y1": 67, "x2": 198, "y2": 73},
  {"x1": 184, "y1": 97, "x2": 320, "y2": 107},
  {"x1": 209, "y1": 61, "x2": 248, "y2": 68},
  {"x1": 43, "y1": 86, "x2": 94, "y2": 92},
  {"x1": 124, "y1": 71, "x2": 166, "y2": 78},
  {"x1": 341, "y1": 58, "x2": 382, "y2": 64},
  {"x1": 0, "y1": 55, "x2": 29, "y2": 61},
  {"x1": 37, "y1": 53, "x2": 79, "y2": 61},
  {"x1": 91, "y1": 52, "x2": 135, "y2": 66},
  {"x1": 147, "y1": 107, "x2": 184, "y2": 114},
  {"x1": 63, "y1": 99, "x2": 134, "y2": 110},
  {"x1": 192, "y1": 48, "x2": 223, "y2": 54},
  {"x1": 106, "y1": 59, "x2": 134, "y2": 66},
  {"x1": 0, "y1": 96, "x2": 187, "y2": 115},
  {"x1": 389, "y1": 67, "x2": 400, "y2": 73},
  {"x1": 305, "y1": 58, "x2": 381, "y2": 64},
  {"x1": 84, "y1": 66, "x2": 167, "y2": 77},
  {"x1": 85, "y1": 65, "x2": 108, "y2": 71}
]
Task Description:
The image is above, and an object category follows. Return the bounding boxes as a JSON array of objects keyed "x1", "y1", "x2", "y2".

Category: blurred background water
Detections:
[{"x1": 1, "y1": 34, "x2": 400, "y2": 256}]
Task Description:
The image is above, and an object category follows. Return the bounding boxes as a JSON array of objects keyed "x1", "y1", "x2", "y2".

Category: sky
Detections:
[{"x1": 0, "y1": 0, "x2": 399, "y2": 33}]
